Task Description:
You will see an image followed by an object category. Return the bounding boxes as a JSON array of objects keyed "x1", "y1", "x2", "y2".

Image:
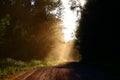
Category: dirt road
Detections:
[{"x1": 1, "y1": 62, "x2": 107, "y2": 80}]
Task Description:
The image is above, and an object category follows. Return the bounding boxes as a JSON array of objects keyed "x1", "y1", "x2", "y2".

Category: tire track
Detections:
[{"x1": 14, "y1": 69, "x2": 37, "y2": 80}]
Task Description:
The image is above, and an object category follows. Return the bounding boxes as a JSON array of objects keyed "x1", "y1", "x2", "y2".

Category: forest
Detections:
[
  {"x1": 0, "y1": 0, "x2": 112, "y2": 79},
  {"x1": 0, "y1": 0, "x2": 64, "y2": 60}
]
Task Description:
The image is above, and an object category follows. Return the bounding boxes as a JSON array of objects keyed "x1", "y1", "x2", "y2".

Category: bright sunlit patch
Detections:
[
  {"x1": 60, "y1": 0, "x2": 83, "y2": 42},
  {"x1": 31, "y1": 0, "x2": 35, "y2": 6},
  {"x1": 78, "y1": 0, "x2": 86, "y2": 7}
]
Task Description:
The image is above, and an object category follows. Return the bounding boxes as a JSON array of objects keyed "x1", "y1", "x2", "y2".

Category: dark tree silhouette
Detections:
[{"x1": 77, "y1": 0, "x2": 112, "y2": 75}]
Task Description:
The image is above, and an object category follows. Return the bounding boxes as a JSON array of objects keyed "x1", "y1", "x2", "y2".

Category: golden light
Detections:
[{"x1": 45, "y1": 0, "x2": 86, "y2": 64}]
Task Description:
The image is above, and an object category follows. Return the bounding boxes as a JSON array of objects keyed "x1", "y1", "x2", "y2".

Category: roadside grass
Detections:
[{"x1": 0, "y1": 58, "x2": 56, "y2": 78}]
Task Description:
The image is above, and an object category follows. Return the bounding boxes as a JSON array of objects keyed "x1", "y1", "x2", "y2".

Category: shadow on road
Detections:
[{"x1": 13, "y1": 62, "x2": 111, "y2": 80}]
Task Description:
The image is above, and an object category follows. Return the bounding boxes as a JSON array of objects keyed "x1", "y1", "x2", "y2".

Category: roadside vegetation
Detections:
[{"x1": 0, "y1": 58, "x2": 56, "y2": 78}]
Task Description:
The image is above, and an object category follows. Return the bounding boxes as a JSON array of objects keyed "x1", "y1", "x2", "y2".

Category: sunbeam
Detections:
[
  {"x1": 60, "y1": 0, "x2": 86, "y2": 42},
  {"x1": 45, "y1": 0, "x2": 86, "y2": 64}
]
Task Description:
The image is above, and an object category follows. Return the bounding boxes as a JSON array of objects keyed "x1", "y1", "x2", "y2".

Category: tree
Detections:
[
  {"x1": 0, "y1": 0, "x2": 63, "y2": 60},
  {"x1": 77, "y1": 0, "x2": 112, "y2": 74},
  {"x1": 0, "y1": 14, "x2": 11, "y2": 45}
]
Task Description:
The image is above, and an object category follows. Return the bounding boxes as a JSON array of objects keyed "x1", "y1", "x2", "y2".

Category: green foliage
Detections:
[
  {"x1": 0, "y1": 14, "x2": 11, "y2": 44},
  {"x1": 0, "y1": 58, "x2": 55, "y2": 78}
]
